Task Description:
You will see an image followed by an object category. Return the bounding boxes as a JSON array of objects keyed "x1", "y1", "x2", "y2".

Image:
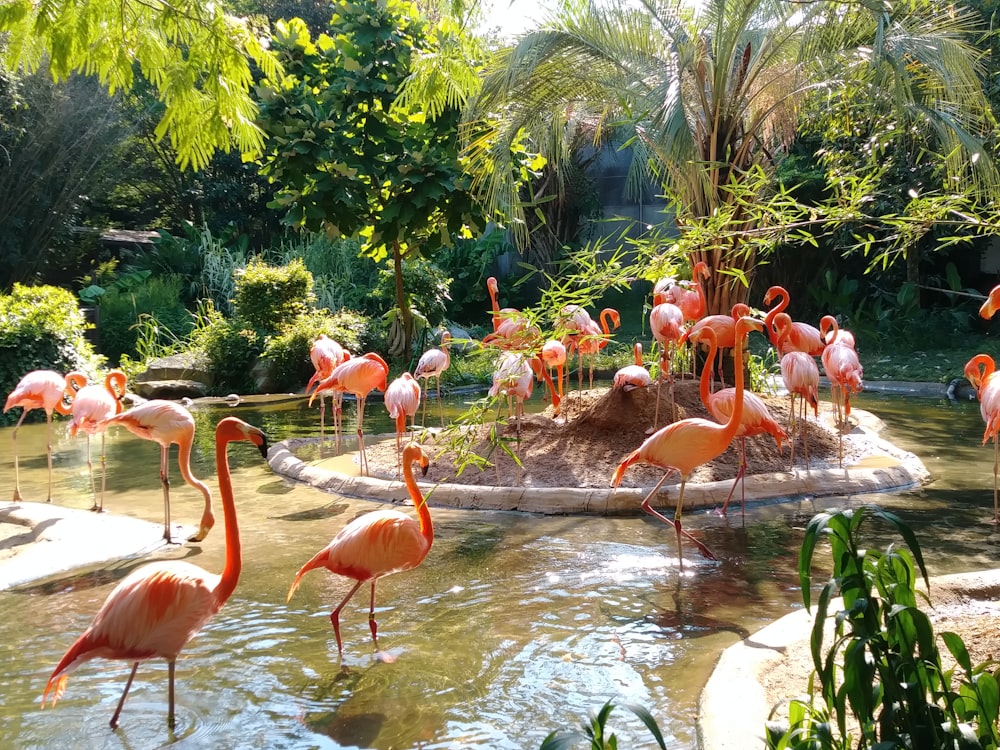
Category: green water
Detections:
[{"x1": 0, "y1": 389, "x2": 997, "y2": 748}]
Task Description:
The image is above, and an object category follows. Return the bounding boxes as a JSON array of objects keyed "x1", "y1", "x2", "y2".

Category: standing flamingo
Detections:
[
  {"x1": 485, "y1": 277, "x2": 538, "y2": 350},
  {"x1": 692, "y1": 329, "x2": 786, "y2": 517},
  {"x1": 414, "y1": 331, "x2": 451, "y2": 427},
  {"x1": 819, "y1": 316, "x2": 863, "y2": 465},
  {"x1": 312, "y1": 352, "x2": 389, "y2": 476},
  {"x1": 613, "y1": 343, "x2": 652, "y2": 392},
  {"x1": 574, "y1": 308, "x2": 620, "y2": 392},
  {"x1": 659, "y1": 261, "x2": 710, "y2": 323},
  {"x1": 611, "y1": 315, "x2": 764, "y2": 561},
  {"x1": 66, "y1": 370, "x2": 128, "y2": 512},
  {"x1": 650, "y1": 301, "x2": 685, "y2": 427},
  {"x1": 679, "y1": 303, "x2": 752, "y2": 389},
  {"x1": 287, "y1": 443, "x2": 433, "y2": 657},
  {"x1": 96, "y1": 400, "x2": 215, "y2": 543},
  {"x1": 965, "y1": 354, "x2": 1000, "y2": 523},
  {"x1": 306, "y1": 334, "x2": 350, "y2": 450},
  {"x1": 41, "y1": 417, "x2": 268, "y2": 728},
  {"x1": 540, "y1": 339, "x2": 567, "y2": 403},
  {"x1": 762, "y1": 286, "x2": 825, "y2": 355},
  {"x1": 384, "y1": 372, "x2": 421, "y2": 468},
  {"x1": 4, "y1": 369, "x2": 71, "y2": 502},
  {"x1": 489, "y1": 352, "x2": 536, "y2": 435},
  {"x1": 775, "y1": 316, "x2": 820, "y2": 468}
]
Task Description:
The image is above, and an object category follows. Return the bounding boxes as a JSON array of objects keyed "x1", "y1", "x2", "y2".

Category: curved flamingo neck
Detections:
[
  {"x1": 402, "y1": 448, "x2": 433, "y2": 548},
  {"x1": 487, "y1": 279, "x2": 500, "y2": 330},
  {"x1": 214, "y1": 427, "x2": 241, "y2": 605},
  {"x1": 724, "y1": 319, "x2": 755, "y2": 444},
  {"x1": 774, "y1": 312, "x2": 792, "y2": 350},
  {"x1": 599, "y1": 308, "x2": 618, "y2": 335},
  {"x1": 763, "y1": 287, "x2": 789, "y2": 343},
  {"x1": 698, "y1": 329, "x2": 718, "y2": 407},
  {"x1": 104, "y1": 371, "x2": 128, "y2": 414},
  {"x1": 177, "y1": 437, "x2": 215, "y2": 544},
  {"x1": 691, "y1": 261, "x2": 708, "y2": 318},
  {"x1": 966, "y1": 354, "x2": 995, "y2": 389},
  {"x1": 819, "y1": 315, "x2": 840, "y2": 344},
  {"x1": 633, "y1": 343, "x2": 643, "y2": 366}
]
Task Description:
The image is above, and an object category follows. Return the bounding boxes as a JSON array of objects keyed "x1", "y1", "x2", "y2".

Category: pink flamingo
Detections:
[
  {"x1": 679, "y1": 303, "x2": 752, "y2": 388},
  {"x1": 693, "y1": 330, "x2": 786, "y2": 517},
  {"x1": 96, "y1": 400, "x2": 215, "y2": 543},
  {"x1": 762, "y1": 286, "x2": 825, "y2": 356},
  {"x1": 819, "y1": 316, "x2": 863, "y2": 465},
  {"x1": 384, "y1": 372, "x2": 421, "y2": 467},
  {"x1": 287, "y1": 443, "x2": 433, "y2": 657},
  {"x1": 965, "y1": 354, "x2": 1000, "y2": 523},
  {"x1": 541, "y1": 339, "x2": 567, "y2": 403},
  {"x1": 66, "y1": 370, "x2": 128, "y2": 512},
  {"x1": 485, "y1": 277, "x2": 538, "y2": 350},
  {"x1": 306, "y1": 334, "x2": 350, "y2": 450},
  {"x1": 658, "y1": 261, "x2": 710, "y2": 322},
  {"x1": 775, "y1": 317, "x2": 820, "y2": 468},
  {"x1": 613, "y1": 343, "x2": 652, "y2": 392},
  {"x1": 489, "y1": 352, "x2": 536, "y2": 434},
  {"x1": 980, "y1": 284, "x2": 1000, "y2": 319},
  {"x1": 574, "y1": 308, "x2": 620, "y2": 392},
  {"x1": 611, "y1": 314, "x2": 764, "y2": 561},
  {"x1": 4, "y1": 369, "x2": 72, "y2": 501},
  {"x1": 312, "y1": 352, "x2": 389, "y2": 476},
  {"x1": 650, "y1": 300, "x2": 685, "y2": 427},
  {"x1": 41, "y1": 417, "x2": 268, "y2": 728},
  {"x1": 414, "y1": 331, "x2": 451, "y2": 427}
]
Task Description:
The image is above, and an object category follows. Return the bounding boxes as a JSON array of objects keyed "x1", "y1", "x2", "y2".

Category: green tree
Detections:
[
  {"x1": 256, "y1": 0, "x2": 485, "y2": 356},
  {"x1": 468, "y1": 0, "x2": 999, "y2": 316},
  {"x1": 0, "y1": 0, "x2": 282, "y2": 171}
]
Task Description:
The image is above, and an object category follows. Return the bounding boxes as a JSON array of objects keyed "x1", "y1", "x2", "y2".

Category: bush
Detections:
[
  {"x1": 193, "y1": 312, "x2": 263, "y2": 395},
  {"x1": 372, "y1": 257, "x2": 452, "y2": 327},
  {"x1": 97, "y1": 276, "x2": 193, "y2": 365},
  {"x1": 0, "y1": 284, "x2": 103, "y2": 426},
  {"x1": 234, "y1": 257, "x2": 314, "y2": 332}
]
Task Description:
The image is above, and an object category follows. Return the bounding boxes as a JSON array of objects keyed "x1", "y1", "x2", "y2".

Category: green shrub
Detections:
[
  {"x1": 0, "y1": 284, "x2": 103, "y2": 426},
  {"x1": 234, "y1": 257, "x2": 314, "y2": 332},
  {"x1": 372, "y1": 257, "x2": 452, "y2": 327},
  {"x1": 260, "y1": 310, "x2": 371, "y2": 391},
  {"x1": 97, "y1": 276, "x2": 192, "y2": 365},
  {"x1": 192, "y1": 311, "x2": 263, "y2": 395},
  {"x1": 268, "y1": 233, "x2": 380, "y2": 313}
]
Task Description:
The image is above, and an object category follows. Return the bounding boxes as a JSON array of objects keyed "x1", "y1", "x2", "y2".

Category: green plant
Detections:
[
  {"x1": 372, "y1": 257, "x2": 452, "y2": 328},
  {"x1": 768, "y1": 505, "x2": 1000, "y2": 749},
  {"x1": 260, "y1": 310, "x2": 372, "y2": 392},
  {"x1": 233, "y1": 257, "x2": 314, "y2": 333},
  {"x1": 96, "y1": 276, "x2": 192, "y2": 365},
  {"x1": 268, "y1": 233, "x2": 380, "y2": 313},
  {"x1": 0, "y1": 284, "x2": 103, "y2": 425},
  {"x1": 539, "y1": 700, "x2": 667, "y2": 750}
]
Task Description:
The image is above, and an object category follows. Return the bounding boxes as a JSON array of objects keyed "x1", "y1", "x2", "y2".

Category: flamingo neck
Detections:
[
  {"x1": 214, "y1": 434, "x2": 241, "y2": 605},
  {"x1": 699, "y1": 333, "x2": 716, "y2": 406},
  {"x1": 724, "y1": 325, "x2": 749, "y2": 443},
  {"x1": 404, "y1": 458, "x2": 433, "y2": 548},
  {"x1": 633, "y1": 343, "x2": 643, "y2": 366},
  {"x1": 763, "y1": 289, "x2": 789, "y2": 345}
]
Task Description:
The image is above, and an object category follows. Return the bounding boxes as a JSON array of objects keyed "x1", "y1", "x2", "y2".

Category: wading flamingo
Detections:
[
  {"x1": 4, "y1": 369, "x2": 71, "y2": 501},
  {"x1": 692, "y1": 330, "x2": 786, "y2": 517},
  {"x1": 414, "y1": 332, "x2": 451, "y2": 427},
  {"x1": 965, "y1": 354, "x2": 1000, "y2": 523},
  {"x1": 306, "y1": 335, "x2": 350, "y2": 450},
  {"x1": 312, "y1": 353, "x2": 389, "y2": 476},
  {"x1": 762, "y1": 286, "x2": 825, "y2": 356},
  {"x1": 384, "y1": 372, "x2": 421, "y2": 468},
  {"x1": 819, "y1": 316, "x2": 863, "y2": 465},
  {"x1": 66, "y1": 370, "x2": 128, "y2": 512},
  {"x1": 96, "y1": 400, "x2": 215, "y2": 543},
  {"x1": 613, "y1": 343, "x2": 652, "y2": 392},
  {"x1": 287, "y1": 443, "x2": 433, "y2": 657},
  {"x1": 612, "y1": 315, "x2": 764, "y2": 561},
  {"x1": 775, "y1": 316, "x2": 819, "y2": 468},
  {"x1": 41, "y1": 417, "x2": 268, "y2": 728},
  {"x1": 650, "y1": 301, "x2": 685, "y2": 427}
]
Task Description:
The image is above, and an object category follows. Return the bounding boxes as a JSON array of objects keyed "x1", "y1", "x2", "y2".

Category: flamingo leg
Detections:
[
  {"x1": 85, "y1": 435, "x2": 97, "y2": 510},
  {"x1": 436, "y1": 376, "x2": 444, "y2": 427},
  {"x1": 357, "y1": 396, "x2": 368, "y2": 476},
  {"x1": 638, "y1": 471, "x2": 716, "y2": 561},
  {"x1": 318, "y1": 394, "x2": 326, "y2": 447},
  {"x1": 110, "y1": 661, "x2": 140, "y2": 729},
  {"x1": 718, "y1": 438, "x2": 747, "y2": 519},
  {"x1": 368, "y1": 580, "x2": 380, "y2": 650},
  {"x1": 330, "y1": 579, "x2": 366, "y2": 656},
  {"x1": 11, "y1": 409, "x2": 28, "y2": 502},
  {"x1": 335, "y1": 393, "x2": 343, "y2": 453},
  {"x1": 160, "y1": 444, "x2": 172, "y2": 543},
  {"x1": 420, "y1": 380, "x2": 429, "y2": 428},
  {"x1": 167, "y1": 660, "x2": 176, "y2": 729},
  {"x1": 993, "y1": 436, "x2": 999, "y2": 524},
  {"x1": 46, "y1": 411, "x2": 55, "y2": 502},
  {"x1": 802, "y1": 396, "x2": 810, "y2": 469}
]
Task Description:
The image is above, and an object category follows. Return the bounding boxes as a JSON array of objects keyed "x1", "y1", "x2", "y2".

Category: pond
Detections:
[{"x1": 0, "y1": 386, "x2": 998, "y2": 749}]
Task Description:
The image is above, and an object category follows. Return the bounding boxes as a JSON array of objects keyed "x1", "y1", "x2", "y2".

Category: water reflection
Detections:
[{"x1": 0, "y1": 388, "x2": 999, "y2": 748}]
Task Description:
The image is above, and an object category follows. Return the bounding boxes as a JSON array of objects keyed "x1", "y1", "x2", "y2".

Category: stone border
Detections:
[{"x1": 267, "y1": 408, "x2": 930, "y2": 515}]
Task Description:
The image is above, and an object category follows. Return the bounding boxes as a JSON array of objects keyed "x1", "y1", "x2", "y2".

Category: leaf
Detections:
[{"x1": 625, "y1": 703, "x2": 668, "y2": 750}]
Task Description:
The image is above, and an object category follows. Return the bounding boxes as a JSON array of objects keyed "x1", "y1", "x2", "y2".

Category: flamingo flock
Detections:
[{"x1": 45, "y1": 269, "x2": 1000, "y2": 734}]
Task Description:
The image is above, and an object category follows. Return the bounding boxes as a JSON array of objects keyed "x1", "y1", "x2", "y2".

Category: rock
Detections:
[
  {"x1": 132, "y1": 379, "x2": 209, "y2": 400},
  {"x1": 136, "y1": 351, "x2": 214, "y2": 386}
]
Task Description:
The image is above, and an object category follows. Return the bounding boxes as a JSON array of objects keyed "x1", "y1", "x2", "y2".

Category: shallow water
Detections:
[{"x1": 0, "y1": 387, "x2": 998, "y2": 748}]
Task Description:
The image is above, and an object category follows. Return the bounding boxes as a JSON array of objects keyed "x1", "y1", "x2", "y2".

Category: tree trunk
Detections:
[
  {"x1": 393, "y1": 240, "x2": 414, "y2": 358},
  {"x1": 905, "y1": 243, "x2": 922, "y2": 308}
]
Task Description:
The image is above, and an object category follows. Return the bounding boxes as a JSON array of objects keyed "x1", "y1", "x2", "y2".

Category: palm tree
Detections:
[{"x1": 467, "y1": 0, "x2": 997, "y2": 315}]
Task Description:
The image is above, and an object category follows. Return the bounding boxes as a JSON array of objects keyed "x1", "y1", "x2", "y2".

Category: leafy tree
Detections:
[
  {"x1": 0, "y1": 0, "x2": 282, "y2": 171},
  {"x1": 256, "y1": 0, "x2": 485, "y2": 356},
  {"x1": 468, "y1": 0, "x2": 999, "y2": 316}
]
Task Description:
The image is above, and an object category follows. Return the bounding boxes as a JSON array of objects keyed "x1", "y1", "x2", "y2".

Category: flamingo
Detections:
[
  {"x1": 384, "y1": 372, "x2": 421, "y2": 467},
  {"x1": 489, "y1": 352, "x2": 536, "y2": 434},
  {"x1": 65, "y1": 370, "x2": 128, "y2": 512},
  {"x1": 658, "y1": 261, "x2": 710, "y2": 322},
  {"x1": 611, "y1": 314, "x2": 764, "y2": 561},
  {"x1": 540, "y1": 339, "x2": 567, "y2": 403},
  {"x1": 762, "y1": 286, "x2": 825, "y2": 356},
  {"x1": 287, "y1": 443, "x2": 433, "y2": 657},
  {"x1": 41, "y1": 417, "x2": 268, "y2": 728},
  {"x1": 485, "y1": 277, "x2": 538, "y2": 350},
  {"x1": 96, "y1": 400, "x2": 215, "y2": 544},
  {"x1": 819, "y1": 316, "x2": 863, "y2": 465},
  {"x1": 965, "y1": 354, "x2": 1000, "y2": 523},
  {"x1": 692, "y1": 330, "x2": 786, "y2": 517},
  {"x1": 613, "y1": 343, "x2": 652, "y2": 392},
  {"x1": 311, "y1": 352, "x2": 389, "y2": 477},
  {"x1": 4, "y1": 369, "x2": 72, "y2": 502},
  {"x1": 306, "y1": 334, "x2": 350, "y2": 450},
  {"x1": 575, "y1": 308, "x2": 620, "y2": 392},
  {"x1": 650, "y1": 301, "x2": 685, "y2": 427},
  {"x1": 980, "y1": 284, "x2": 1000, "y2": 320},
  {"x1": 775, "y1": 317, "x2": 820, "y2": 468},
  {"x1": 679, "y1": 303, "x2": 752, "y2": 389},
  {"x1": 414, "y1": 331, "x2": 451, "y2": 427}
]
